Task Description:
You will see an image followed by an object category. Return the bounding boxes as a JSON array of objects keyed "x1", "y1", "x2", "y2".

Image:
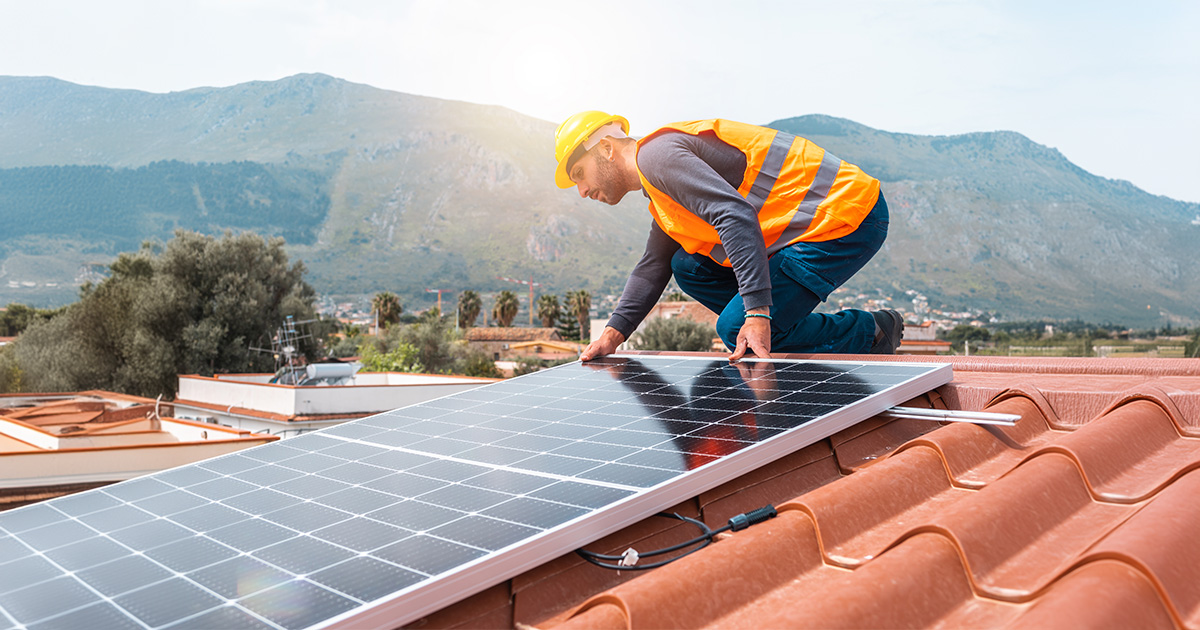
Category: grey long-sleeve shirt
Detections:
[{"x1": 606, "y1": 130, "x2": 773, "y2": 339}]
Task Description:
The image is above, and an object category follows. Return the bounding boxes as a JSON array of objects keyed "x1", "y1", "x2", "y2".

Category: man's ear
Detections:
[{"x1": 598, "y1": 137, "x2": 615, "y2": 161}]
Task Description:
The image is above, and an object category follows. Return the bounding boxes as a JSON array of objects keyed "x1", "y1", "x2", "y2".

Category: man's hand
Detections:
[
  {"x1": 728, "y1": 309, "x2": 772, "y2": 362},
  {"x1": 580, "y1": 326, "x2": 626, "y2": 361}
]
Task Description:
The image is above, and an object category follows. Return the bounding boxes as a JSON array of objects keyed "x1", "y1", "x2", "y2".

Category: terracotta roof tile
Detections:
[
  {"x1": 1085, "y1": 469, "x2": 1200, "y2": 627},
  {"x1": 1047, "y1": 398, "x2": 1200, "y2": 502},
  {"x1": 895, "y1": 391, "x2": 1064, "y2": 488},
  {"x1": 645, "y1": 302, "x2": 719, "y2": 328},
  {"x1": 828, "y1": 413, "x2": 939, "y2": 473},
  {"x1": 789, "y1": 445, "x2": 970, "y2": 568},
  {"x1": 465, "y1": 328, "x2": 561, "y2": 342},
  {"x1": 722, "y1": 532, "x2": 1016, "y2": 629},
  {"x1": 696, "y1": 441, "x2": 838, "y2": 526},
  {"x1": 929, "y1": 452, "x2": 1132, "y2": 599},
  {"x1": 512, "y1": 500, "x2": 708, "y2": 625},
  {"x1": 1011, "y1": 560, "x2": 1177, "y2": 630},
  {"x1": 521, "y1": 355, "x2": 1200, "y2": 630},
  {"x1": 563, "y1": 509, "x2": 845, "y2": 630}
]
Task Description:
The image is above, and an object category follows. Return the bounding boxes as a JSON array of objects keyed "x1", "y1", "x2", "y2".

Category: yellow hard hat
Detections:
[{"x1": 554, "y1": 111, "x2": 629, "y2": 188}]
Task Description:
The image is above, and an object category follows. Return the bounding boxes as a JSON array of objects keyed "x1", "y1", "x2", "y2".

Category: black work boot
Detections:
[{"x1": 870, "y1": 310, "x2": 904, "y2": 354}]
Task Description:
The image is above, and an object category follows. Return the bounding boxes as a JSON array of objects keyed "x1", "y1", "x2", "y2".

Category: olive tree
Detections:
[
  {"x1": 9, "y1": 230, "x2": 317, "y2": 397},
  {"x1": 629, "y1": 317, "x2": 715, "y2": 352}
]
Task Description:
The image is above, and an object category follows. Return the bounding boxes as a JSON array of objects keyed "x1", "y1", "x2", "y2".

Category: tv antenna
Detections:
[{"x1": 250, "y1": 315, "x2": 318, "y2": 384}]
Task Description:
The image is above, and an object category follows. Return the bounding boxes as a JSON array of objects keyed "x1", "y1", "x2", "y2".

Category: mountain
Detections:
[
  {"x1": 0, "y1": 74, "x2": 1196, "y2": 326},
  {"x1": 769, "y1": 115, "x2": 1199, "y2": 325},
  {"x1": 0, "y1": 74, "x2": 648, "y2": 309}
]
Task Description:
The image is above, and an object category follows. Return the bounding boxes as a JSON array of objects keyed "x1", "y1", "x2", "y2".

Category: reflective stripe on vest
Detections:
[{"x1": 637, "y1": 120, "x2": 879, "y2": 266}]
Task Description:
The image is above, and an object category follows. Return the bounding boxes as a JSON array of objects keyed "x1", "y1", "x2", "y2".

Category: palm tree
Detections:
[
  {"x1": 536, "y1": 294, "x2": 561, "y2": 328},
  {"x1": 371, "y1": 291, "x2": 402, "y2": 332},
  {"x1": 566, "y1": 289, "x2": 591, "y2": 341},
  {"x1": 458, "y1": 290, "x2": 482, "y2": 329},
  {"x1": 493, "y1": 291, "x2": 520, "y2": 327}
]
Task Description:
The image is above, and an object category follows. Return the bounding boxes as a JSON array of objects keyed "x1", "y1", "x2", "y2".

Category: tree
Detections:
[
  {"x1": 327, "y1": 323, "x2": 363, "y2": 359},
  {"x1": 536, "y1": 294, "x2": 561, "y2": 329},
  {"x1": 943, "y1": 324, "x2": 991, "y2": 344},
  {"x1": 357, "y1": 340, "x2": 422, "y2": 373},
  {"x1": 0, "y1": 346, "x2": 22, "y2": 393},
  {"x1": 942, "y1": 324, "x2": 992, "y2": 354},
  {"x1": 458, "y1": 290, "x2": 482, "y2": 329},
  {"x1": 0, "y1": 303, "x2": 63, "y2": 337},
  {"x1": 368, "y1": 313, "x2": 501, "y2": 378},
  {"x1": 565, "y1": 290, "x2": 592, "y2": 341},
  {"x1": 7, "y1": 230, "x2": 317, "y2": 397},
  {"x1": 629, "y1": 317, "x2": 715, "y2": 352},
  {"x1": 493, "y1": 291, "x2": 519, "y2": 328},
  {"x1": 457, "y1": 352, "x2": 503, "y2": 379},
  {"x1": 371, "y1": 291, "x2": 403, "y2": 331}
]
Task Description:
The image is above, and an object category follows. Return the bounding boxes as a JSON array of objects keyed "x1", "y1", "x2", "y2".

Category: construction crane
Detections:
[
  {"x1": 497, "y1": 275, "x2": 540, "y2": 326},
  {"x1": 426, "y1": 288, "x2": 451, "y2": 315}
]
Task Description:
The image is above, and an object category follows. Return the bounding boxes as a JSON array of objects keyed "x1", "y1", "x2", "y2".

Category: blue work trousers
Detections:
[{"x1": 671, "y1": 192, "x2": 889, "y2": 354}]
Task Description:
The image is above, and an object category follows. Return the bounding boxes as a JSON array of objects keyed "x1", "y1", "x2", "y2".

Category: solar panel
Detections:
[{"x1": 0, "y1": 356, "x2": 950, "y2": 629}]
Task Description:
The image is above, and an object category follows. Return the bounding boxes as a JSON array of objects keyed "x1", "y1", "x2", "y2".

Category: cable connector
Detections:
[
  {"x1": 577, "y1": 507, "x2": 777, "y2": 571},
  {"x1": 727, "y1": 505, "x2": 777, "y2": 532}
]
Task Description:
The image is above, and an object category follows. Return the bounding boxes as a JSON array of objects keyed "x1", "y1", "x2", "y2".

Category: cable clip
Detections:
[{"x1": 618, "y1": 548, "x2": 640, "y2": 567}]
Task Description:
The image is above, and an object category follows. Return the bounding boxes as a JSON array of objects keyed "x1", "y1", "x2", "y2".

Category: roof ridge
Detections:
[
  {"x1": 1098, "y1": 386, "x2": 1193, "y2": 436},
  {"x1": 987, "y1": 385, "x2": 1064, "y2": 427}
]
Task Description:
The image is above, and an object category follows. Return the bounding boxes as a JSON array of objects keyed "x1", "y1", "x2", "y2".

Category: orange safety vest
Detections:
[{"x1": 636, "y1": 119, "x2": 880, "y2": 266}]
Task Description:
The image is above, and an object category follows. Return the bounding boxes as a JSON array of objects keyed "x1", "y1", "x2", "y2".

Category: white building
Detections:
[{"x1": 173, "y1": 370, "x2": 496, "y2": 438}]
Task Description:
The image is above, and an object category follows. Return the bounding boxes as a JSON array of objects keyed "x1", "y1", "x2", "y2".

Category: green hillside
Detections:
[
  {"x1": 0, "y1": 75, "x2": 1195, "y2": 325},
  {"x1": 0, "y1": 161, "x2": 329, "y2": 248}
]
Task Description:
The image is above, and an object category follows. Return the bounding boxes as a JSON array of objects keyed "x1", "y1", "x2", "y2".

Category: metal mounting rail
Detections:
[{"x1": 881, "y1": 406, "x2": 1019, "y2": 426}]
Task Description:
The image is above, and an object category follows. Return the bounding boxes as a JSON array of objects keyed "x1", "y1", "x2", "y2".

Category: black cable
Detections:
[{"x1": 575, "y1": 505, "x2": 776, "y2": 571}]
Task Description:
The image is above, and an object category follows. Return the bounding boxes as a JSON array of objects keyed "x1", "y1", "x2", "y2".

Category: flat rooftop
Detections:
[{"x1": 0, "y1": 391, "x2": 276, "y2": 507}]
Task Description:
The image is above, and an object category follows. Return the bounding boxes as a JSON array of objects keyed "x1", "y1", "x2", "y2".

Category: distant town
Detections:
[{"x1": 314, "y1": 285, "x2": 1198, "y2": 360}]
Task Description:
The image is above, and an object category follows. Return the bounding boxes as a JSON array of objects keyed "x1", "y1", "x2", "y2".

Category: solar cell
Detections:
[{"x1": 0, "y1": 356, "x2": 949, "y2": 629}]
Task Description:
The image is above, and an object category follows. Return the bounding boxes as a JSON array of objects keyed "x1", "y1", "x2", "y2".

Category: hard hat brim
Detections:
[{"x1": 555, "y1": 160, "x2": 576, "y2": 189}]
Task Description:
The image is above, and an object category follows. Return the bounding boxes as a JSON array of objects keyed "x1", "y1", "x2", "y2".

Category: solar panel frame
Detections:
[{"x1": 0, "y1": 356, "x2": 951, "y2": 630}]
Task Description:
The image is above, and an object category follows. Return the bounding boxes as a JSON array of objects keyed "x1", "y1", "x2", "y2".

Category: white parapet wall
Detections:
[
  {"x1": 0, "y1": 438, "x2": 275, "y2": 489},
  {"x1": 177, "y1": 372, "x2": 495, "y2": 418},
  {"x1": 178, "y1": 377, "x2": 300, "y2": 416}
]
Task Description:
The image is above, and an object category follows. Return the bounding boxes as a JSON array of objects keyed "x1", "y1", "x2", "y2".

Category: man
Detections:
[{"x1": 555, "y1": 111, "x2": 902, "y2": 362}]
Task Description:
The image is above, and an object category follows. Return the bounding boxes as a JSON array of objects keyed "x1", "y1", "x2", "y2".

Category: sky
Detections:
[{"x1": 2, "y1": 0, "x2": 1197, "y2": 203}]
